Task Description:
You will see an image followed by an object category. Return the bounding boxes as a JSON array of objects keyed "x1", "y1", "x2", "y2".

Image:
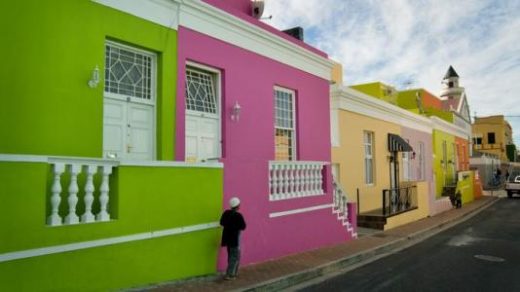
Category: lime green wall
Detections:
[
  {"x1": 456, "y1": 171, "x2": 475, "y2": 204},
  {"x1": 425, "y1": 108, "x2": 454, "y2": 123},
  {"x1": 0, "y1": 162, "x2": 223, "y2": 291},
  {"x1": 350, "y1": 82, "x2": 398, "y2": 105},
  {"x1": 0, "y1": 1, "x2": 177, "y2": 160},
  {"x1": 397, "y1": 89, "x2": 419, "y2": 110},
  {"x1": 432, "y1": 130, "x2": 456, "y2": 198}
]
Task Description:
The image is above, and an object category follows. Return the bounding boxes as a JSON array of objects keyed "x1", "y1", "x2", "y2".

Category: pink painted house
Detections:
[{"x1": 175, "y1": 0, "x2": 356, "y2": 266}]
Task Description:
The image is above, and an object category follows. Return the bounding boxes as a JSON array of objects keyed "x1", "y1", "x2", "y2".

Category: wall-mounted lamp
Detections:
[
  {"x1": 412, "y1": 151, "x2": 416, "y2": 160},
  {"x1": 231, "y1": 101, "x2": 241, "y2": 121},
  {"x1": 88, "y1": 65, "x2": 100, "y2": 88}
]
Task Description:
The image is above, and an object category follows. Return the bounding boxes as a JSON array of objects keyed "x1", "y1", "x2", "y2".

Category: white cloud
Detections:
[{"x1": 263, "y1": 0, "x2": 520, "y2": 144}]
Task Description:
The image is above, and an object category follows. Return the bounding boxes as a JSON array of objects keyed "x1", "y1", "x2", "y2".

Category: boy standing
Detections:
[{"x1": 220, "y1": 197, "x2": 246, "y2": 280}]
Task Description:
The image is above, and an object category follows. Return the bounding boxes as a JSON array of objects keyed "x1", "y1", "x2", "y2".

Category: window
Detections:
[
  {"x1": 274, "y1": 87, "x2": 296, "y2": 161},
  {"x1": 364, "y1": 131, "x2": 374, "y2": 184},
  {"x1": 105, "y1": 42, "x2": 154, "y2": 100},
  {"x1": 418, "y1": 142, "x2": 425, "y2": 180},
  {"x1": 488, "y1": 132, "x2": 496, "y2": 144},
  {"x1": 185, "y1": 67, "x2": 218, "y2": 114},
  {"x1": 473, "y1": 137, "x2": 482, "y2": 145},
  {"x1": 448, "y1": 81, "x2": 454, "y2": 88}
]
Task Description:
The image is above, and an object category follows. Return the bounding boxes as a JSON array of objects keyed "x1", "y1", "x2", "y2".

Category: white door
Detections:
[
  {"x1": 103, "y1": 41, "x2": 156, "y2": 160},
  {"x1": 103, "y1": 98, "x2": 154, "y2": 160},
  {"x1": 185, "y1": 114, "x2": 220, "y2": 162},
  {"x1": 184, "y1": 65, "x2": 221, "y2": 162}
]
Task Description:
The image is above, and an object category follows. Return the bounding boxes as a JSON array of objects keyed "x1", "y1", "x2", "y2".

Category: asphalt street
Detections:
[{"x1": 299, "y1": 197, "x2": 520, "y2": 292}]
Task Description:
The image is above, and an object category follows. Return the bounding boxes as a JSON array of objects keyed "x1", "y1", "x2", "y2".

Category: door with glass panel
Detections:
[
  {"x1": 103, "y1": 41, "x2": 156, "y2": 160},
  {"x1": 185, "y1": 65, "x2": 221, "y2": 162}
]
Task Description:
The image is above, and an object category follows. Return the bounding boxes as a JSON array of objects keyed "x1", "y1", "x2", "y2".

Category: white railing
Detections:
[
  {"x1": 47, "y1": 158, "x2": 117, "y2": 226},
  {"x1": 269, "y1": 161, "x2": 327, "y2": 201},
  {"x1": 332, "y1": 177, "x2": 348, "y2": 219}
]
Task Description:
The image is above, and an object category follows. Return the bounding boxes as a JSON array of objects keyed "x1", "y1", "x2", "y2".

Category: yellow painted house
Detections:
[
  {"x1": 472, "y1": 115, "x2": 515, "y2": 162},
  {"x1": 331, "y1": 73, "x2": 432, "y2": 230}
]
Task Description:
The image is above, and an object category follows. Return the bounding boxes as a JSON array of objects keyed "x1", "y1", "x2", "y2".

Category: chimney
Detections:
[{"x1": 282, "y1": 27, "x2": 304, "y2": 41}]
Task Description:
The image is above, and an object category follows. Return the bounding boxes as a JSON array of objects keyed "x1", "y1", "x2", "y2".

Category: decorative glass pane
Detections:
[
  {"x1": 105, "y1": 43, "x2": 154, "y2": 100},
  {"x1": 185, "y1": 68, "x2": 218, "y2": 114}
]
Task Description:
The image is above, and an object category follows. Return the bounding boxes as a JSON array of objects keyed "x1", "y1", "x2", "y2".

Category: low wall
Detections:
[
  {"x1": 385, "y1": 181, "x2": 429, "y2": 230},
  {"x1": 0, "y1": 157, "x2": 223, "y2": 291}
]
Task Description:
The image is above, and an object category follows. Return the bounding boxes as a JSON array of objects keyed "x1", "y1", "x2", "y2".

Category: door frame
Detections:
[
  {"x1": 103, "y1": 40, "x2": 157, "y2": 160},
  {"x1": 185, "y1": 61, "x2": 222, "y2": 162}
]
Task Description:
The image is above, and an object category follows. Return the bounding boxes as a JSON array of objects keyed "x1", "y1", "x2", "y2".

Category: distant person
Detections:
[
  {"x1": 506, "y1": 170, "x2": 510, "y2": 182},
  {"x1": 220, "y1": 197, "x2": 246, "y2": 280}
]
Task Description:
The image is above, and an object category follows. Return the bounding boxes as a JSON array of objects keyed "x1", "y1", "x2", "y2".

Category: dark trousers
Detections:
[{"x1": 226, "y1": 246, "x2": 240, "y2": 277}]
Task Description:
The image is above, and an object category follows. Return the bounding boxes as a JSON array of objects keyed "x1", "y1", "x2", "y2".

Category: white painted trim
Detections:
[
  {"x1": 95, "y1": 0, "x2": 333, "y2": 80},
  {"x1": 331, "y1": 86, "x2": 434, "y2": 134},
  {"x1": 431, "y1": 116, "x2": 469, "y2": 139},
  {"x1": 0, "y1": 154, "x2": 49, "y2": 163},
  {"x1": 178, "y1": 0, "x2": 333, "y2": 80},
  {"x1": 0, "y1": 154, "x2": 223, "y2": 169},
  {"x1": 119, "y1": 160, "x2": 223, "y2": 168},
  {"x1": 269, "y1": 204, "x2": 334, "y2": 218},
  {"x1": 93, "y1": 0, "x2": 179, "y2": 29},
  {"x1": 0, "y1": 222, "x2": 219, "y2": 263}
]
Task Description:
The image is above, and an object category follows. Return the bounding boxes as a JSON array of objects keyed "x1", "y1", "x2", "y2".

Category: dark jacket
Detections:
[{"x1": 220, "y1": 209, "x2": 246, "y2": 247}]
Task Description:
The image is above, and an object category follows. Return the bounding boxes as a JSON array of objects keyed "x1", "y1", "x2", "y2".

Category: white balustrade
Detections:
[
  {"x1": 47, "y1": 159, "x2": 116, "y2": 226},
  {"x1": 269, "y1": 161, "x2": 327, "y2": 201}
]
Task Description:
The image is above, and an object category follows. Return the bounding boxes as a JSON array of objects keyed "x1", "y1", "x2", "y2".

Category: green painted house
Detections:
[{"x1": 0, "y1": 1, "x2": 223, "y2": 291}]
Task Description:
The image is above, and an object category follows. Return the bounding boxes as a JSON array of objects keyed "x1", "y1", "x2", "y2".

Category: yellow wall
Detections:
[
  {"x1": 457, "y1": 171, "x2": 475, "y2": 204},
  {"x1": 331, "y1": 62, "x2": 343, "y2": 86},
  {"x1": 385, "y1": 181, "x2": 430, "y2": 230},
  {"x1": 332, "y1": 110, "x2": 400, "y2": 213},
  {"x1": 472, "y1": 115, "x2": 511, "y2": 161}
]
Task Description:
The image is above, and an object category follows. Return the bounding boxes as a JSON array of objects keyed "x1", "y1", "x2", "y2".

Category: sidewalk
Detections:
[{"x1": 136, "y1": 196, "x2": 498, "y2": 292}]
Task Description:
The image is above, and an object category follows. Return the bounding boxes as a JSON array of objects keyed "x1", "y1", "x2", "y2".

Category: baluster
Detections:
[
  {"x1": 295, "y1": 164, "x2": 302, "y2": 197},
  {"x1": 310, "y1": 164, "x2": 317, "y2": 194},
  {"x1": 288, "y1": 164, "x2": 295, "y2": 197},
  {"x1": 303, "y1": 164, "x2": 310, "y2": 195},
  {"x1": 268, "y1": 164, "x2": 273, "y2": 196},
  {"x1": 96, "y1": 165, "x2": 113, "y2": 221},
  {"x1": 47, "y1": 163, "x2": 65, "y2": 226},
  {"x1": 64, "y1": 164, "x2": 81, "y2": 224},
  {"x1": 317, "y1": 164, "x2": 322, "y2": 195},
  {"x1": 81, "y1": 165, "x2": 97, "y2": 223},
  {"x1": 282, "y1": 165, "x2": 289, "y2": 198},
  {"x1": 272, "y1": 164, "x2": 280, "y2": 198}
]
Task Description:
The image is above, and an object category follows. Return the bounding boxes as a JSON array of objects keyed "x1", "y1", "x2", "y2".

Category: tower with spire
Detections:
[{"x1": 440, "y1": 65, "x2": 464, "y2": 100}]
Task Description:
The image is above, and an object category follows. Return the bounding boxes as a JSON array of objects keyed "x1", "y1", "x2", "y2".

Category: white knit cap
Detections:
[{"x1": 229, "y1": 197, "x2": 240, "y2": 208}]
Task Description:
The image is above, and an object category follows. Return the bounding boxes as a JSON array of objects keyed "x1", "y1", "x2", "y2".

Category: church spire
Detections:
[{"x1": 443, "y1": 65, "x2": 459, "y2": 79}]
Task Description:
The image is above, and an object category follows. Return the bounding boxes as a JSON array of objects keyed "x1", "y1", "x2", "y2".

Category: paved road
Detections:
[{"x1": 299, "y1": 198, "x2": 520, "y2": 292}]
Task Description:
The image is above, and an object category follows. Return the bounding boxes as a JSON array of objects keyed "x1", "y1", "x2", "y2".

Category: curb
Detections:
[{"x1": 239, "y1": 197, "x2": 499, "y2": 292}]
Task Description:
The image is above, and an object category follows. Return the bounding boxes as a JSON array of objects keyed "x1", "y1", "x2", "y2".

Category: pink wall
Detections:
[
  {"x1": 202, "y1": 0, "x2": 327, "y2": 57},
  {"x1": 400, "y1": 127, "x2": 435, "y2": 215},
  {"x1": 177, "y1": 27, "x2": 352, "y2": 266}
]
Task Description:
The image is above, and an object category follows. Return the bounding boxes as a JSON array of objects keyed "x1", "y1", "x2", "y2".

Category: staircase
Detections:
[
  {"x1": 357, "y1": 212, "x2": 386, "y2": 230},
  {"x1": 332, "y1": 179, "x2": 358, "y2": 238}
]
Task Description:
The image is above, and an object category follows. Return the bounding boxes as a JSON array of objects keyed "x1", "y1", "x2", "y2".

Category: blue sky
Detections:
[{"x1": 263, "y1": 0, "x2": 520, "y2": 145}]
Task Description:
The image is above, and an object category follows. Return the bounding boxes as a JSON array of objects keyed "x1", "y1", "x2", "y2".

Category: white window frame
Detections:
[
  {"x1": 185, "y1": 62, "x2": 222, "y2": 119},
  {"x1": 364, "y1": 131, "x2": 374, "y2": 185},
  {"x1": 274, "y1": 86, "x2": 297, "y2": 161},
  {"x1": 104, "y1": 40, "x2": 157, "y2": 106}
]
